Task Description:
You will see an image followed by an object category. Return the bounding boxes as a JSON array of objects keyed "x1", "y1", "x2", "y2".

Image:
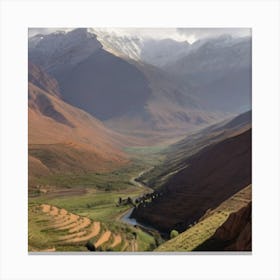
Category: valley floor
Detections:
[
  {"x1": 28, "y1": 139, "x2": 252, "y2": 253},
  {"x1": 28, "y1": 146, "x2": 165, "y2": 252}
]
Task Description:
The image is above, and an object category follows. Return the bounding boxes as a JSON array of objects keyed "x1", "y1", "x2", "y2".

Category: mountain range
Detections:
[
  {"x1": 28, "y1": 28, "x2": 252, "y2": 252},
  {"x1": 29, "y1": 28, "x2": 251, "y2": 140},
  {"x1": 92, "y1": 29, "x2": 251, "y2": 113}
]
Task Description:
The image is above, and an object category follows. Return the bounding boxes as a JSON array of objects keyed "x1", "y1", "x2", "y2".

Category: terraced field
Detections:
[{"x1": 29, "y1": 204, "x2": 145, "y2": 252}]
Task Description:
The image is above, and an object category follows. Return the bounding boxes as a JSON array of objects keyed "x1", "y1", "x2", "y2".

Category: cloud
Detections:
[
  {"x1": 28, "y1": 28, "x2": 71, "y2": 37},
  {"x1": 28, "y1": 27, "x2": 251, "y2": 43},
  {"x1": 177, "y1": 28, "x2": 251, "y2": 42},
  {"x1": 94, "y1": 28, "x2": 184, "y2": 40}
]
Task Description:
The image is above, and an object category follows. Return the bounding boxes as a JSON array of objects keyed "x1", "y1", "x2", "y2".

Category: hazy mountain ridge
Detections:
[
  {"x1": 29, "y1": 28, "x2": 226, "y2": 139},
  {"x1": 165, "y1": 36, "x2": 252, "y2": 113},
  {"x1": 92, "y1": 28, "x2": 191, "y2": 67},
  {"x1": 29, "y1": 29, "x2": 102, "y2": 74},
  {"x1": 88, "y1": 30, "x2": 252, "y2": 113}
]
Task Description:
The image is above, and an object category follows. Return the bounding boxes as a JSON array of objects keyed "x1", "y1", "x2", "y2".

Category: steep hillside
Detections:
[
  {"x1": 28, "y1": 62, "x2": 61, "y2": 97},
  {"x1": 28, "y1": 65, "x2": 140, "y2": 186},
  {"x1": 132, "y1": 128, "x2": 252, "y2": 233},
  {"x1": 155, "y1": 186, "x2": 251, "y2": 251},
  {"x1": 105, "y1": 61, "x2": 224, "y2": 136},
  {"x1": 140, "y1": 111, "x2": 251, "y2": 188},
  {"x1": 194, "y1": 202, "x2": 252, "y2": 251}
]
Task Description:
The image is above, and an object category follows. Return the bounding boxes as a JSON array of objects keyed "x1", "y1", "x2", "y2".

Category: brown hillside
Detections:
[
  {"x1": 28, "y1": 62, "x2": 61, "y2": 97},
  {"x1": 28, "y1": 81, "x2": 134, "y2": 185}
]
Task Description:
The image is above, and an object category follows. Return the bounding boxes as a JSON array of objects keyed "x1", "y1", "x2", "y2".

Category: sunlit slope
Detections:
[
  {"x1": 29, "y1": 204, "x2": 155, "y2": 252},
  {"x1": 156, "y1": 185, "x2": 251, "y2": 251},
  {"x1": 28, "y1": 80, "x2": 135, "y2": 186}
]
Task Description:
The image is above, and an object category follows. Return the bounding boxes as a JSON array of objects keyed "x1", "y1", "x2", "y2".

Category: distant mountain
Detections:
[
  {"x1": 92, "y1": 30, "x2": 251, "y2": 113},
  {"x1": 29, "y1": 28, "x2": 224, "y2": 139},
  {"x1": 92, "y1": 28, "x2": 191, "y2": 67},
  {"x1": 28, "y1": 63, "x2": 136, "y2": 186},
  {"x1": 28, "y1": 29, "x2": 102, "y2": 74},
  {"x1": 164, "y1": 35, "x2": 252, "y2": 113},
  {"x1": 132, "y1": 113, "x2": 251, "y2": 233}
]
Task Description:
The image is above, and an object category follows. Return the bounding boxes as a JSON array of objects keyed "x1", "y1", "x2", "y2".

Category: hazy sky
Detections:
[{"x1": 29, "y1": 28, "x2": 251, "y2": 43}]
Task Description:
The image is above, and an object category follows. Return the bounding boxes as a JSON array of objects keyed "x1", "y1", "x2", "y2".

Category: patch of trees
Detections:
[
  {"x1": 116, "y1": 196, "x2": 135, "y2": 207},
  {"x1": 116, "y1": 191, "x2": 163, "y2": 208},
  {"x1": 85, "y1": 241, "x2": 96, "y2": 251},
  {"x1": 170, "y1": 229, "x2": 179, "y2": 239},
  {"x1": 134, "y1": 191, "x2": 163, "y2": 209}
]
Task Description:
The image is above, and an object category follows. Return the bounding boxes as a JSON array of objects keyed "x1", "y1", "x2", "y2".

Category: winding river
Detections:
[
  {"x1": 120, "y1": 208, "x2": 158, "y2": 231},
  {"x1": 120, "y1": 168, "x2": 159, "y2": 232}
]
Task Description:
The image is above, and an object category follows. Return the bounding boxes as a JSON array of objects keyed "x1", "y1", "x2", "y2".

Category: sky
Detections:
[{"x1": 28, "y1": 28, "x2": 251, "y2": 43}]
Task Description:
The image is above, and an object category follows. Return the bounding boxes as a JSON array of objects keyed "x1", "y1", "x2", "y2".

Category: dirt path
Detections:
[
  {"x1": 117, "y1": 168, "x2": 154, "y2": 224},
  {"x1": 129, "y1": 168, "x2": 154, "y2": 193}
]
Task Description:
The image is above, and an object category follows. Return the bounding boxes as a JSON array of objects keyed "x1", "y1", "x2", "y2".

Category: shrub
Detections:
[
  {"x1": 170, "y1": 229, "x2": 179, "y2": 239},
  {"x1": 85, "y1": 241, "x2": 96, "y2": 251}
]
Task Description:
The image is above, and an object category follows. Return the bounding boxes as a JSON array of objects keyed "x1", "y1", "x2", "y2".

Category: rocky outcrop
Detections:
[
  {"x1": 194, "y1": 202, "x2": 252, "y2": 251},
  {"x1": 28, "y1": 62, "x2": 61, "y2": 97}
]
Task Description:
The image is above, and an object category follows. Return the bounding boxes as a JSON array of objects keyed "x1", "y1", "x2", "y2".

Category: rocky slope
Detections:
[{"x1": 194, "y1": 202, "x2": 252, "y2": 251}]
